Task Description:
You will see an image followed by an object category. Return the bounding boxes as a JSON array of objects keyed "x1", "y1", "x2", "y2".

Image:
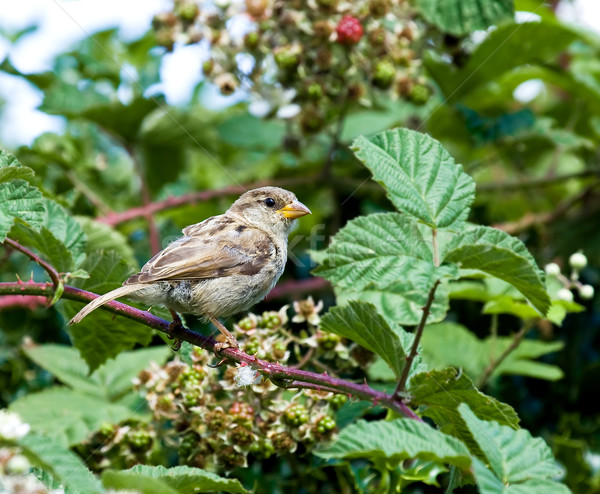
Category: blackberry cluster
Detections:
[
  {"x1": 130, "y1": 299, "x2": 369, "y2": 472},
  {"x1": 152, "y1": 0, "x2": 430, "y2": 136}
]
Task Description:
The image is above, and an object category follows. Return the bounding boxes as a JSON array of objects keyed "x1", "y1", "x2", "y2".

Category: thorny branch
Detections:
[
  {"x1": 0, "y1": 280, "x2": 421, "y2": 421},
  {"x1": 3, "y1": 238, "x2": 61, "y2": 288}
]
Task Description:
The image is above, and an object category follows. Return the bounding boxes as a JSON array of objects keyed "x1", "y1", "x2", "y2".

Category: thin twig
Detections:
[
  {"x1": 494, "y1": 180, "x2": 600, "y2": 235},
  {"x1": 0, "y1": 281, "x2": 421, "y2": 421},
  {"x1": 66, "y1": 170, "x2": 112, "y2": 215},
  {"x1": 126, "y1": 145, "x2": 160, "y2": 255},
  {"x1": 3, "y1": 238, "x2": 61, "y2": 288},
  {"x1": 321, "y1": 90, "x2": 350, "y2": 180},
  {"x1": 96, "y1": 176, "x2": 319, "y2": 226},
  {"x1": 395, "y1": 280, "x2": 441, "y2": 396},
  {"x1": 477, "y1": 168, "x2": 600, "y2": 192},
  {"x1": 289, "y1": 348, "x2": 314, "y2": 370},
  {"x1": 266, "y1": 277, "x2": 329, "y2": 300},
  {"x1": 476, "y1": 323, "x2": 533, "y2": 388}
]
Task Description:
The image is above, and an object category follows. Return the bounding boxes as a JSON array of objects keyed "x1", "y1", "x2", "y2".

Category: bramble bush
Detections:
[
  {"x1": 1, "y1": 0, "x2": 600, "y2": 493},
  {"x1": 0, "y1": 128, "x2": 578, "y2": 493}
]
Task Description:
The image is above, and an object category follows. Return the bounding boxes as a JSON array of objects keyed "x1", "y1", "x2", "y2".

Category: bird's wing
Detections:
[{"x1": 125, "y1": 219, "x2": 274, "y2": 284}]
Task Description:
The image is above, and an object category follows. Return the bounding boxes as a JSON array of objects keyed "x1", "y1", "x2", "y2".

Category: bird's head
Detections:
[{"x1": 228, "y1": 186, "x2": 311, "y2": 236}]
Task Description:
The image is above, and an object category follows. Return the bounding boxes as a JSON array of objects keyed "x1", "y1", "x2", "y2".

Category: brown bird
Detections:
[{"x1": 69, "y1": 187, "x2": 311, "y2": 349}]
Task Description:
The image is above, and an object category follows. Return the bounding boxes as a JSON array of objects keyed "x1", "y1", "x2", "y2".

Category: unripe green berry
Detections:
[
  {"x1": 373, "y1": 60, "x2": 395, "y2": 89},
  {"x1": 99, "y1": 422, "x2": 116, "y2": 438},
  {"x1": 557, "y1": 288, "x2": 574, "y2": 302},
  {"x1": 315, "y1": 416, "x2": 336, "y2": 434},
  {"x1": 274, "y1": 45, "x2": 301, "y2": 70},
  {"x1": 317, "y1": 332, "x2": 340, "y2": 351},
  {"x1": 127, "y1": 429, "x2": 152, "y2": 451},
  {"x1": 202, "y1": 60, "x2": 214, "y2": 75},
  {"x1": 244, "y1": 31, "x2": 260, "y2": 49},
  {"x1": 579, "y1": 285, "x2": 595, "y2": 300},
  {"x1": 569, "y1": 252, "x2": 588, "y2": 270},
  {"x1": 307, "y1": 83, "x2": 323, "y2": 100},
  {"x1": 244, "y1": 339, "x2": 260, "y2": 355},
  {"x1": 238, "y1": 316, "x2": 257, "y2": 331},
  {"x1": 409, "y1": 84, "x2": 432, "y2": 105},
  {"x1": 249, "y1": 439, "x2": 275, "y2": 459},
  {"x1": 174, "y1": 1, "x2": 199, "y2": 22},
  {"x1": 329, "y1": 393, "x2": 348, "y2": 409},
  {"x1": 272, "y1": 341, "x2": 287, "y2": 360},
  {"x1": 284, "y1": 404, "x2": 309, "y2": 427},
  {"x1": 545, "y1": 263, "x2": 561, "y2": 276}
]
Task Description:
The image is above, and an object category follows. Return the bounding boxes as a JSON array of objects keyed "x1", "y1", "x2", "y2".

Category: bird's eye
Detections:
[{"x1": 264, "y1": 198, "x2": 276, "y2": 208}]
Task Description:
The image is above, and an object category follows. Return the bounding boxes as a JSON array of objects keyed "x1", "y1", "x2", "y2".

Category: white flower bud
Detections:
[
  {"x1": 544, "y1": 263, "x2": 561, "y2": 276},
  {"x1": 569, "y1": 252, "x2": 588, "y2": 270},
  {"x1": 0, "y1": 410, "x2": 30, "y2": 440},
  {"x1": 557, "y1": 288, "x2": 574, "y2": 302},
  {"x1": 579, "y1": 285, "x2": 595, "y2": 300},
  {"x1": 6, "y1": 454, "x2": 31, "y2": 474}
]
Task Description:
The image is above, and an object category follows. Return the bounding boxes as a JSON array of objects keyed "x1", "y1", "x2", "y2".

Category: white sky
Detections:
[{"x1": 0, "y1": 0, "x2": 599, "y2": 147}]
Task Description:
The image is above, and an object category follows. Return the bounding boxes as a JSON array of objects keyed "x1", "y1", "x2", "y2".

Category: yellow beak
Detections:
[{"x1": 277, "y1": 200, "x2": 311, "y2": 219}]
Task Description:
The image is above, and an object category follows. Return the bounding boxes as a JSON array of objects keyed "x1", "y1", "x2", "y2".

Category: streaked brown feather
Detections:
[{"x1": 125, "y1": 216, "x2": 275, "y2": 284}]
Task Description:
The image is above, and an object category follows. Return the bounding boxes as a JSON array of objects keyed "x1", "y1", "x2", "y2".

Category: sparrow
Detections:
[{"x1": 69, "y1": 187, "x2": 311, "y2": 349}]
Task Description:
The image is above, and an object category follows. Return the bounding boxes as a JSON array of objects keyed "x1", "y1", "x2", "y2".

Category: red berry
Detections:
[{"x1": 336, "y1": 16, "x2": 363, "y2": 45}]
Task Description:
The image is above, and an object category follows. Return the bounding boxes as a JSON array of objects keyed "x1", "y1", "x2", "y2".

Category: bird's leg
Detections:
[
  {"x1": 209, "y1": 317, "x2": 240, "y2": 351},
  {"x1": 167, "y1": 309, "x2": 183, "y2": 351}
]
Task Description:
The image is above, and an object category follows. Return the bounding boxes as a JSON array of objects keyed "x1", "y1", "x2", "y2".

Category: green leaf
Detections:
[
  {"x1": 314, "y1": 212, "x2": 441, "y2": 291},
  {"x1": 9, "y1": 387, "x2": 137, "y2": 447},
  {"x1": 0, "y1": 150, "x2": 35, "y2": 183},
  {"x1": 8, "y1": 198, "x2": 85, "y2": 272},
  {"x1": 81, "y1": 97, "x2": 159, "y2": 143},
  {"x1": 217, "y1": 113, "x2": 286, "y2": 150},
  {"x1": 102, "y1": 465, "x2": 250, "y2": 494},
  {"x1": 0, "y1": 180, "x2": 45, "y2": 242},
  {"x1": 139, "y1": 107, "x2": 220, "y2": 149},
  {"x1": 16, "y1": 432, "x2": 102, "y2": 494},
  {"x1": 421, "y1": 322, "x2": 564, "y2": 382},
  {"x1": 351, "y1": 128, "x2": 475, "y2": 229},
  {"x1": 77, "y1": 216, "x2": 137, "y2": 268},
  {"x1": 459, "y1": 404, "x2": 569, "y2": 493},
  {"x1": 336, "y1": 279, "x2": 450, "y2": 326},
  {"x1": 416, "y1": 0, "x2": 513, "y2": 36},
  {"x1": 320, "y1": 301, "x2": 415, "y2": 379},
  {"x1": 425, "y1": 21, "x2": 580, "y2": 101},
  {"x1": 316, "y1": 418, "x2": 472, "y2": 470},
  {"x1": 409, "y1": 369, "x2": 519, "y2": 458},
  {"x1": 60, "y1": 252, "x2": 153, "y2": 371},
  {"x1": 443, "y1": 226, "x2": 550, "y2": 315},
  {"x1": 23, "y1": 344, "x2": 170, "y2": 401},
  {"x1": 11, "y1": 223, "x2": 73, "y2": 273},
  {"x1": 483, "y1": 297, "x2": 584, "y2": 325},
  {"x1": 40, "y1": 80, "x2": 111, "y2": 116}
]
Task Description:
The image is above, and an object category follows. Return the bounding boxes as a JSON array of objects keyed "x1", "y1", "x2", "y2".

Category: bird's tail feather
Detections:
[{"x1": 69, "y1": 284, "x2": 144, "y2": 325}]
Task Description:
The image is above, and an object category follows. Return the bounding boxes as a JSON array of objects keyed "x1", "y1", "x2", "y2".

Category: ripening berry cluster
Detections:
[
  {"x1": 152, "y1": 0, "x2": 430, "y2": 136},
  {"x1": 74, "y1": 420, "x2": 157, "y2": 472},
  {"x1": 124, "y1": 300, "x2": 368, "y2": 472}
]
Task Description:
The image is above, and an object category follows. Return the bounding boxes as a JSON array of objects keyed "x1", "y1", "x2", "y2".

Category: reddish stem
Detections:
[
  {"x1": 3, "y1": 238, "x2": 61, "y2": 288},
  {"x1": 96, "y1": 176, "x2": 317, "y2": 226},
  {"x1": 266, "y1": 278, "x2": 330, "y2": 300},
  {"x1": 0, "y1": 281, "x2": 421, "y2": 421}
]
